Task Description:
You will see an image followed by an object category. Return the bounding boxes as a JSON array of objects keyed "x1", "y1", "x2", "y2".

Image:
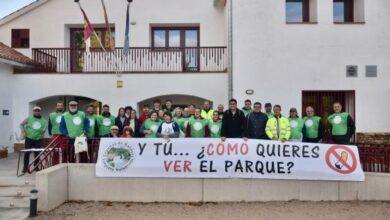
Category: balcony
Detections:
[{"x1": 30, "y1": 47, "x2": 227, "y2": 73}]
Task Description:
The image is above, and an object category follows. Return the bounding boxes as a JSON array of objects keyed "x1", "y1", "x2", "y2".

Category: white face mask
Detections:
[{"x1": 69, "y1": 107, "x2": 78, "y2": 113}]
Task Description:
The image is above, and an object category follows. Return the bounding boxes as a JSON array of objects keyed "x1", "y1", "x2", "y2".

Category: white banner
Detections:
[{"x1": 96, "y1": 138, "x2": 365, "y2": 181}]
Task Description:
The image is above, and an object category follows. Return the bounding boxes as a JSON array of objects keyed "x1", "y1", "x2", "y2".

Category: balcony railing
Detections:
[{"x1": 30, "y1": 47, "x2": 227, "y2": 73}]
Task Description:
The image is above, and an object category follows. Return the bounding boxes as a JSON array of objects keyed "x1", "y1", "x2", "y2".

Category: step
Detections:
[
  {"x1": 0, "y1": 208, "x2": 29, "y2": 220},
  {"x1": 0, "y1": 197, "x2": 30, "y2": 208},
  {"x1": 0, "y1": 186, "x2": 35, "y2": 197},
  {"x1": 0, "y1": 178, "x2": 35, "y2": 187}
]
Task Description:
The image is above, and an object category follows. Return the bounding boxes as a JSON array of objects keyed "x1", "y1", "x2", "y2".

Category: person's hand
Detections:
[
  {"x1": 164, "y1": 135, "x2": 170, "y2": 140},
  {"x1": 272, "y1": 137, "x2": 278, "y2": 141},
  {"x1": 281, "y1": 138, "x2": 287, "y2": 143},
  {"x1": 243, "y1": 137, "x2": 248, "y2": 142},
  {"x1": 221, "y1": 137, "x2": 226, "y2": 142},
  {"x1": 145, "y1": 130, "x2": 152, "y2": 135}
]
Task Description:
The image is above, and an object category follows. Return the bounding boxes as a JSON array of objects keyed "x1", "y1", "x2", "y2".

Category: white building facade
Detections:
[{"x1": 0, "y1": 0, "x2": 389, "y2": 151}]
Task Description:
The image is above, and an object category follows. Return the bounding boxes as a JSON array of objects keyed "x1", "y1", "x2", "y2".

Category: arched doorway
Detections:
[
  {"x1": 31, "y1": 95, "x2": 102, "y2": 120},
  {"x1": 138, "y1": 94, "x2": 212, "y2": 112}
]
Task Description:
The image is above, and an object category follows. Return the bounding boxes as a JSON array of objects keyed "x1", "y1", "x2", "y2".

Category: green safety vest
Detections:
[
  {"x1": 303, "y1": 116, "x2": 321, "y2": 139},
  {"x1": 208, "y1": 120, "x2": 222, "y2": 138},
  {"x1": 63, "y1": 111, "x2": 86, "y2": 138},
  {"x1": 144, "y1": 119, "x2": 162, "y2": 138},
  {"x1": 97, "y1": 115, "x2": 115, "y2": 136},
  {"x1": 25, "y1": 116, "x2": 48, "y2": 140},
  {"x1": 173, "y1": 117, "x2": 186, "y2": 132},
  {"x1": 180, "y1": 117, "x2": 190, "y2": 133},
  {"x1": 266, "y1": 112, "x2": 274, "y2": 119},
  {"x1": 189, "y1": 117, "x2": 207, "y2": 138},
  {"x1": 242, "y1": 108, "x2": 253, "y2": 117},
  {"x1": 289, "y1": 118, "x2": 304, "y2": 140},
  {"x1": 201, "y1": 109, "x2": 214, "y2": 121},
  {"x1": 49, "y1": 111, "x2": 63, "y2": 135},
  {"x1": 328, "y1": 112, "x2": 349, "y2": 136},
  {"x1": 86, "y1": 114, "x2": 97, "y2": 138}
]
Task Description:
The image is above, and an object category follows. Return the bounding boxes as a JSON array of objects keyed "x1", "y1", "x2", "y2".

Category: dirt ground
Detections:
[{"x1": 33, "y1": 201, "x2": 390, "y2": 220}]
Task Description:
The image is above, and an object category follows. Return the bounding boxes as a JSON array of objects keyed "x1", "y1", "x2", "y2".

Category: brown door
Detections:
[{"x1": 302, "y1": 91, "x2": 355, "y2": 143}]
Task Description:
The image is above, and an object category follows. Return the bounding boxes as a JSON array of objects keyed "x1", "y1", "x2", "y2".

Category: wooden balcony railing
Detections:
[{"x1": 30, "y1": 47, "x2": 227, "y2": 73}]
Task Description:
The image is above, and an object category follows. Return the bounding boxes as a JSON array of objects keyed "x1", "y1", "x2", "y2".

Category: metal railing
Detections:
[
  {"x1": 357, "y1": 143, "x2": 390, "y2": 173},
  {"x1": 30, "y1": 47, "x2": 227, "y2": 73}
]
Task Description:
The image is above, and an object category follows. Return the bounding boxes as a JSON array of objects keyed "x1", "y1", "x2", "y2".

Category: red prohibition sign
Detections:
[{"x1": 325, "y1": 145, "x2": 357, "y2": 174}]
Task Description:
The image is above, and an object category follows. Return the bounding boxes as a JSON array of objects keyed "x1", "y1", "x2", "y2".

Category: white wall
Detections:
[
  {"x1": 0, "y1": 63, "x2": 15, "y2": 151},
  {"x1": 0, "y1": 0, "x2": 227, "y2": 57},
  {"x1": 232, "y1": 0, "x2": 390, "y2": 132}
]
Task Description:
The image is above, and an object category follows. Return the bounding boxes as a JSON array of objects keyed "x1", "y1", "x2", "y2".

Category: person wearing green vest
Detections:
[
  {"x1": 86, "y1": 105, "x2": 98, "y2": 138},
  {"x1": 48, "y1": 101, "x2": 64, "y2": 136},
  {"x1": 60, "y1": 101, "x2": 89, "y2": 139},
  {"x1": 288, "y1": 108, "x2": 305, "y2": 142},
  {"x1": 20, "y1": 106, "x2": 48, "y2": 172},
  {"x1": 59, "y1": 102, "x2": 90, "y2": 163},
  {"x1": 201, "y1": 100, "x2": 214, "y2": 121},
  {"x1": 140, "y1": 111, "x2": 162, "y2": 138},
  {"x1": 208, "y1": 111, "x2": 222, "y2": 138},
  {"x1": 327, "y1": 102, "x2": 355, "y2": 144},
  {"x1": 96, "y1": 104, "x2": 116, "y2": 137},
  {"x1": 187, "y1": 108, "x2": 209, "y2": 138},
  {"x1": 265, "y1": 103, "x2": 274, "y2": 119},
  {"x1": 242, "y1": 99, "x2": 253, "y2": 117},
  {"x1": 181, "y1": 107, "x2": 191, "y2": 134},
  {"x1": 302, "y1": 106, "x2": 323, "y2": 143},
  {"x1": 265, "y1": 105, "x2": 291, "y2": 142},
  {"x1": 173, "y1": 107, "x2": 186, "y2": 134}
]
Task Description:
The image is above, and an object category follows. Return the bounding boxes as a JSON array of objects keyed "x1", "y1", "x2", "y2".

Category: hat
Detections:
[
  {"x1": 69, "y1": 101, "x2": 78, "y2": 105},
  {"x1": 110, "y1": 125, "x2": 119, "y2": 130},
  {"x1": 265, "y1": 103, "x2": 272, "y2": 107},
  {"x1": 33, "y1": 106, "x2": 41, "y2": 111},
  {"x1": 290, "y1": 107, "x2": 298, "y2": 113}
]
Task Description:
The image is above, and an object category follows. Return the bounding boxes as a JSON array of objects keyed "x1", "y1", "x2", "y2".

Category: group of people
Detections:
[{"x1": 20, "y1": 98, "x2": 355, "y2": 171}]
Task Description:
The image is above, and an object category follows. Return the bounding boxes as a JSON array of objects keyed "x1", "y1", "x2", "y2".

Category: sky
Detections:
[{"x1": 0, "y1": 0, "x2": 36, "y2": 19}]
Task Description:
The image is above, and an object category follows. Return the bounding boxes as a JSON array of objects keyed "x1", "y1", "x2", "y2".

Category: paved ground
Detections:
[{"x1": 33, "y1": 201, "x2": 390, "y2": 220}]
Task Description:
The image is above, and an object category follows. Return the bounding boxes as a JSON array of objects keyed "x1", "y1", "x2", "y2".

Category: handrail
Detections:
[
  {"x1": 29, "y1": 47, "x2": 227, "y2": 73},
  {"x1": 26, "y1": 135, "x2": 66, "y2": 173}
]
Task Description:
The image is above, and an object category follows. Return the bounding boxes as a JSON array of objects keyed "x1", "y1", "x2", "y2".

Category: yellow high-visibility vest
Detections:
[{"x1": 265, "y1": 116, "x2": 291, "y2": 141}]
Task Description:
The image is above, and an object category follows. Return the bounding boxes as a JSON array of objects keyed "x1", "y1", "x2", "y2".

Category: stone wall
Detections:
[{"x1": 357, "y1": 133, "x2": 390, "y2": 145}]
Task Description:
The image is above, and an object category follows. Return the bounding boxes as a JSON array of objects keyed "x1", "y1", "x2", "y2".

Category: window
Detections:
[
  {"x1": 286, "y1": 0, "x2": 309, "y2": 22},
  {"x1": 70, "y1": 28, "x2": 115, "y2": 49},
  {"x1": 334, "y1": 0, "x2": 365, "y2": 23},
  {"x1": 151, "y1": 27, "x2": 199, "y2": 48},
  {"x1": 11, "y1": 29, "x2": 29, "y2": 48},
  {"x1": 286, "y1": 0, "x2": 317, "y2": 23}
]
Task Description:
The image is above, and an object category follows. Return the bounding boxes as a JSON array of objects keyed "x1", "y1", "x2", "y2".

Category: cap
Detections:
[
  {"x1": 290, "y1": 107, "x2": 298, "y2": 113},
  {"x1": 111, "y1": 125, "x2": 119, "y2": 130},
  {"x1": 265, "y1": 103, "x2": 272, "y2": 107},
  {"x1": 69, "y1": 101, "x2": 78, "y2": 105},
  {"x1": 33, "y1": 106, "x2": 41, "y2": 111}
]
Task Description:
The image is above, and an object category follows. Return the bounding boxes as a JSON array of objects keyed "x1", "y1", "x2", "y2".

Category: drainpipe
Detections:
[{"x1": 227, "y1": 0, "x2": 233, "y2": 100}]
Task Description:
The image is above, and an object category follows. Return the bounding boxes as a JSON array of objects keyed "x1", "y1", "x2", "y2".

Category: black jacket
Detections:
[
  {"x1": 221, "y1": 109, "x2": 246, "y2": 138},
  {"x1": 244, "y1": 111, "x2": 268, "y2": 139},
  {"x1": 115, "y1": 116, "x2": 130, "y2": 135}
]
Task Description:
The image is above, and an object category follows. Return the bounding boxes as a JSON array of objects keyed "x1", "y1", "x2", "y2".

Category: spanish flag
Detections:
[{"x1": 101, "y1": 0, "x2": 114, "y2": 50}]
